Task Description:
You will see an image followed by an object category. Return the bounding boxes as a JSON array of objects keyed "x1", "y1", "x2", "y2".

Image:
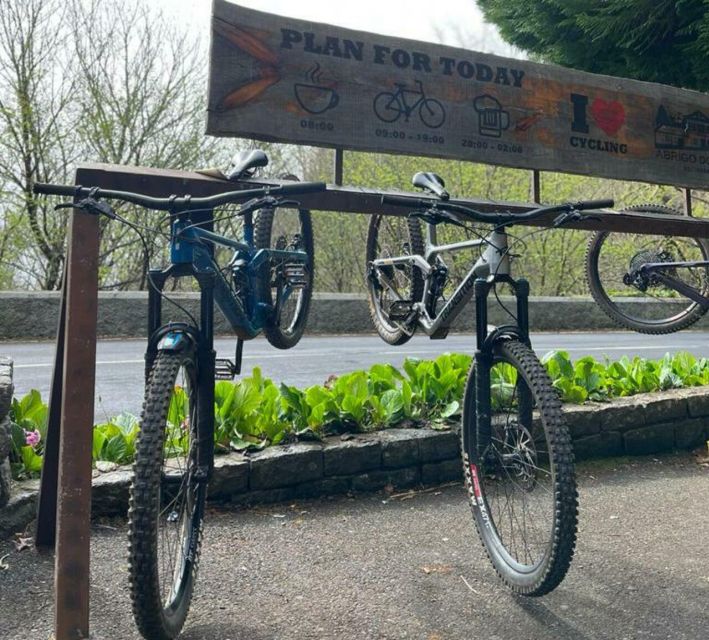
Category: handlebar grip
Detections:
[
  {"x1": 576, "y1": 199, "x2": 614, "y2": 211},
  {"x1": 381, "y1": 194, "x2": 427, "y2": 208},
  {"x1": 33, "y1": 183, "x2": 81, "y2": 197},
  {"x1": 274, "y1": 181, "x2": 326, "y2": 196}
]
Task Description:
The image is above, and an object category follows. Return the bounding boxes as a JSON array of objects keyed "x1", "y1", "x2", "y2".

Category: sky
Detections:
[{"x1": 151, "y1": 0, "x2": 520, "y2": 56}]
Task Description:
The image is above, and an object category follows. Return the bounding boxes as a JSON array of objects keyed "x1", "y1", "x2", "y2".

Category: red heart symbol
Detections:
[{"x1": 590, "y1": 99, "x2": 625, "y2": 136}]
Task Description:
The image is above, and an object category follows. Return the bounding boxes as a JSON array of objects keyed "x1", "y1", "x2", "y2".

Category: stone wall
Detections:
[
  {"x1": 2, "y1": 291, "x2": 709, "y2": 339},
  {"x1": 0, "y1": 358, "x2": 14, "y2": 508},
  {"x1": 1, "y1": 385, "x2": 707, "y2": 535}
]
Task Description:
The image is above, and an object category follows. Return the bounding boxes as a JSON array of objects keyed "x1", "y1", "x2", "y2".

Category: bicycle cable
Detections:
[
  {"x1": 107, "y1": 208, "x2": 200, "y2": 329},
  {"x1": 57, "y1": 200, "x2": 199, "y2": 328},
  {"x1": 487, "y1": 218, "x2": 582, "y2": 326}
]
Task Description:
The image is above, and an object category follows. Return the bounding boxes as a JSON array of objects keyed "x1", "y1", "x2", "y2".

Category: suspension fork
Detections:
[
  {"x1": 474, "y1": 279, "x2": 492, "y2": 461},
  {"x1": 145, "y1": 263, "x2": 192, "y2": 380},
  {"x1": 194, "y1": 269, "x2": 216, "y2": 478},
  {"x1": 473, "y1": 276, "x2": 534, "y2": 459}
]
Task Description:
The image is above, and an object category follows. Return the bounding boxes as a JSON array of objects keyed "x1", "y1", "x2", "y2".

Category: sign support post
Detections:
[
  {"x1": 34, "y1": 170, "x2": 100, "y2": 639},
  {"x1": 333, "y1": 148, "x2": 344, "y2": 186}
]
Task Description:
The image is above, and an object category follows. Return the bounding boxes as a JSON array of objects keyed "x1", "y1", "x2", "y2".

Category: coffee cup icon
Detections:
[
  {"x1": 473, "y1": 94, "x2": 509, "y2": 138},
  {"x1": 294, "y1": 83, "x2": 339, "y2": 114}
]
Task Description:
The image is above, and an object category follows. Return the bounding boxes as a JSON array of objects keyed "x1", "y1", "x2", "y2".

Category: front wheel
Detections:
[
  {"x1": 255, "y1": 205, "x2": 314, "y2": 349},
  {"x1": 128, "y1": 349, "x2": 207, "y2": 640},
  {"x1": 461, "y1": 340, "x2": 578, "y2": 596},
  {"x1": 586, "y1": 204, "x2": 709, "y2": 334}
]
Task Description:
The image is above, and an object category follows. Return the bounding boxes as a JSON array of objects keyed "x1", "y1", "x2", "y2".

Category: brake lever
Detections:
[
  {"x1": 238, "y1": 195, "x2": 279, "y2": 213},
  {"x1": 408, "y1": 208, "x2": 466, "y2": 228},
  {"x1": 552, "y1": 209, "x2": 582, "y2": 227},
  {"x1": 54, "y1": 197, "x2": 118, "y2": 220},
  {"x1": 553, "y1": 208, "x2": 604, "y2": 228}
]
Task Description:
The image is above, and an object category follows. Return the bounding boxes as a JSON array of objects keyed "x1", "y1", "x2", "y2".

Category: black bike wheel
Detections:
[
  {"x1": 254, "y1": 205, "x2": 314, "y2": 349},
  {"x1": 373, "y1": 92, "x2": 401, "y2": 123},
  {"x1": 128, "y1": 350, "x2": 207, "y2": 640},
  {"x1": 586, "y1": 204, "x2": 709, "y2": 334},
  {"x1": 461, "y1": 340, "x2": 578, "y2": 596},
  {"x1": 419, "y1": 98, "x2": 446, "y2": 128},
  {"x1": 366, "y1": 213, "x2": 424, "y2": 345}
]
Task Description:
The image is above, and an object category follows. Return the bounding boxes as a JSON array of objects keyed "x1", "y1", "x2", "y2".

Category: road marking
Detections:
[{"x1": 11, "y1": 343, "x2": 698, "y2": 370}]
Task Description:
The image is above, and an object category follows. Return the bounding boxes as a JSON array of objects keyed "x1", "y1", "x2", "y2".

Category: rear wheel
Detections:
[
  {"x1": 461, "y1": 340, "x2": 578, "y2": 596},
  {"x1": 419, "y1": 98, "x2": 446, "y2": 128},
  {"x1": 128, "y1": 349, "x2": 207, "y2": 640},
  {"x1": 366, "y1": 213, "x2": 424, "y2": 345},
  {"x1": 255, "y1": 204, "x2": 314, "y2": 349},
  {"x1": 586, "y1": 204, "x2": 709, "y2": 334}
]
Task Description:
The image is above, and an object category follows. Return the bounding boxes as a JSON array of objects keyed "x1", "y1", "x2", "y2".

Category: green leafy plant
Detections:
[
  {"x1": 8, "y1": 350, "x2": 709, "y2": 480},
  {"x1": 8, "y1": 389, "x2": 48, "y2": 479},
  {"x1": 93, "y1": 413, "x2": 141, "y2": 464}
]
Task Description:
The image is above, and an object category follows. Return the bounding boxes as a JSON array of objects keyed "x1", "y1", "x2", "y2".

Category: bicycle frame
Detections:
[
  {"x1": 372, "y1": 215, "x2": 533, "y2": 466},
  {"x1": 640, "y1": 260, "x2": 709, "y2": 306},
  {"x1": 150, "y1": 208, "x2": 308, "y2": 342},
  {"x1": 392, "y1": 81, "x2": 426, "y2": 116},
  {"x1": 371, "y1": 220, "x2": 516, "y2": 338}
]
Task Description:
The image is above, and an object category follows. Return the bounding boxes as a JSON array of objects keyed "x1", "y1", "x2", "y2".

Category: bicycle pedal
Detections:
[
  {"x1": 215, "y1": 358, "x2": 237, "y2": 380},
  {"x1": 388, "y1": 300, "x2": 416, "y2": 321}
]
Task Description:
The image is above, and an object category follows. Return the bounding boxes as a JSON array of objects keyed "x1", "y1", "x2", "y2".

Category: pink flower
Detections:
[{"x1": 25, "y1": 429, "x2": 41, "y2": 447}]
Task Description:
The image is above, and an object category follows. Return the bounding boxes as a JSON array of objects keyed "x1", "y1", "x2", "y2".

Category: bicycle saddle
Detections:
[
  {"x1": 412, "y1": 172, "x2": 449, "y2": 200},
  {"x1": 226, "y1": 149, "x2": 269, "y2": 181}
]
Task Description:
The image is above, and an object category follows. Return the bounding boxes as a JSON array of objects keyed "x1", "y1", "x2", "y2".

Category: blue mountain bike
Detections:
[{"x1": 34, "y1": 159, "x2": 325, "y2": 639}]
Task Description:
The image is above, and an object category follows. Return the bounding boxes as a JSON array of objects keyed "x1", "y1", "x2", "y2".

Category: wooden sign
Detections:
[{"x1": 207, "y1": 0, "x2": 709, "y2": 190}]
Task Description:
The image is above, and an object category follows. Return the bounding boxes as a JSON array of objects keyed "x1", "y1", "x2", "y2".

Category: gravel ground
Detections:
[{"x1": 1, "y1": 452, "x2": 708, "y2": 640}]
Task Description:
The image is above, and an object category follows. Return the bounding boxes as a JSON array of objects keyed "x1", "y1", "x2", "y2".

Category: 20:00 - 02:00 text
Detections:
[
  {"x1": 462, "y1": 138, "x2": 523, "y2": 153},
  {"x1": 375, "y1": 128, "x2": 445, "y2": 143}
]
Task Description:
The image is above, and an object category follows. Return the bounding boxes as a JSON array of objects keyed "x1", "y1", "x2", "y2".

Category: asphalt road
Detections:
[
  {"x1": 4, "y1": 331, "x2": 709, "y2": 419},
  {"x1": 1, "y1": 453, "x2": 707, "y2": 640}
]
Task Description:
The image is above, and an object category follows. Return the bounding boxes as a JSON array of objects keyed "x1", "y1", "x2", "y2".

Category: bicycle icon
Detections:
[{"x1": 373, "y1": 80, "x2": 446, "y2": 129}]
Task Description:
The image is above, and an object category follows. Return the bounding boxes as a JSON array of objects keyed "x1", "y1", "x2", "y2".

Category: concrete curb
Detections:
[
  {"x1": 1, "y1": 386, "x2": 707, "y2": 537},
  {"x1": 3, "y1": 291, "x2": 709, "y2": 339}
]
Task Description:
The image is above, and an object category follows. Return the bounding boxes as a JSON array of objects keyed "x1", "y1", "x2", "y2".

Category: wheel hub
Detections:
[{"x1": 501, "y1": 422, "x2": 538, "y2": 491}]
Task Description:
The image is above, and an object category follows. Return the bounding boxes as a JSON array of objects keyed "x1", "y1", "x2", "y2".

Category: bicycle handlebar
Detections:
[
  {"x1": 33, "y1": 181, "x2": 326, "y2": 212},
  {"x1": 381, "y1": 193, "x2": 614, "y2": 225}
]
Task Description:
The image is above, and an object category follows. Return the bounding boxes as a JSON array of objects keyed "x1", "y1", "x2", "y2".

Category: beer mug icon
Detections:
[{"x1": 473, "y1": 94, "x2": 510, "y2": 138}]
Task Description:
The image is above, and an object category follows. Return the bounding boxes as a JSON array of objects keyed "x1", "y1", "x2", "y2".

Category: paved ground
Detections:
[
  {"x1": 5, "y1": 331, "x2": 709, "y2": 420},
  {"x1": 1, "y1": 452, "x2": 707, "y2": 640}
]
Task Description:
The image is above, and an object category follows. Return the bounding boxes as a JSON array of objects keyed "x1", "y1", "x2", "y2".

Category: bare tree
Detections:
[
  {"x1": 0, "y1": 0, "x2": 77, "y2": 288},
  {"x1": 68, "y1": 0, "x2": 230, "y2": 290},
  {"x1": 0, "y1": 0, "x2": 232, "y2": 290},
  {"x1": 70, "y1": 0, "x2": 218, "y2": 169}
]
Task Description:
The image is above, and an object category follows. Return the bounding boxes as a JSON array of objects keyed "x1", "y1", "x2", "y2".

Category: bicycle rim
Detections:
[
  {"x1": 587, "y1": 226, "x2": 709, "y2": 333},
  {"x1": 461, "y1": 340, "x2": 578, "y2": 595},
  {"x1": 129, "y1": 351, "x2": 206, "y2": 639}
]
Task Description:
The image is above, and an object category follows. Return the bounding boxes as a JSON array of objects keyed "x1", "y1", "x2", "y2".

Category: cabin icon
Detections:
[{"x1": 655, "y1": 105, "x2": 709, "y2": 150}]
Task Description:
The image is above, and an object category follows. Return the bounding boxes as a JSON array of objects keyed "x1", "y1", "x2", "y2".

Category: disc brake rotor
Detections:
[{"x1": 503, "y1": 422, "x2": 538, "y2": 491}]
